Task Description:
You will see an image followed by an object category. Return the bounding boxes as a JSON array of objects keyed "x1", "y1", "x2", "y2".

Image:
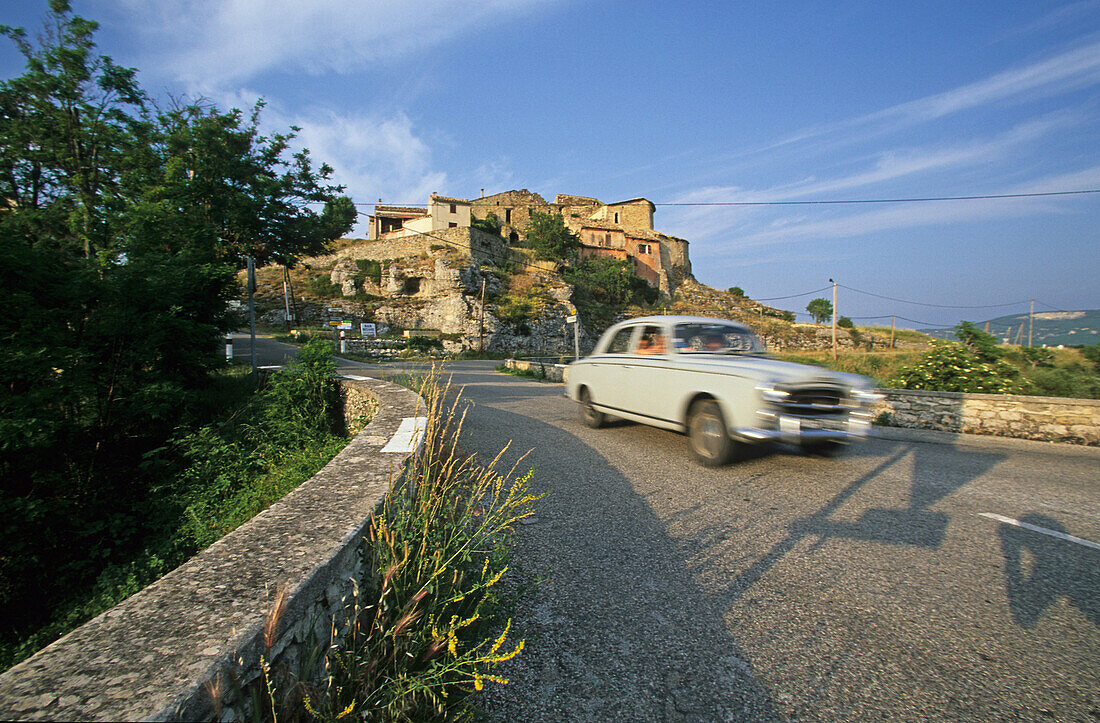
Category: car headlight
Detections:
[
  {"x1": 852, "y1": 388, "x2": 884, "y2": 405},
  {"x1": 756, "y1": 382, "x2": 789, "y2": 403}
]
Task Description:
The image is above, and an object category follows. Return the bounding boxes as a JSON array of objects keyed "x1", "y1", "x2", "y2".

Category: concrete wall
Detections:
[
  {"x1": 875, "y1": 389, "x2": 1099, "y2": 445},
  {"x1": 0, "y1": 378, "x2": 426, "y2": 721}
]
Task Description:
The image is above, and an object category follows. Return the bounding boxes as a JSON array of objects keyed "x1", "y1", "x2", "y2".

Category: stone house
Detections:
[{"x1": 369, "y1": 188, "x2": 693, "y2": 295}]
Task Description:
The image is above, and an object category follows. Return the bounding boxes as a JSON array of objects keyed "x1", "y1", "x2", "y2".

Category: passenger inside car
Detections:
[{"x1": 636, "y1": 328, "x2": 666, "y2": 354}]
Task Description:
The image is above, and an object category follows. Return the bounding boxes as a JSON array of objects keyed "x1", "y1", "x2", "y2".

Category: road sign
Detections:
[
  {"x1": 361, "y1": 322, "x2": 376, "y2": 337},
  {"x1": 566, "y1": 315, "x2": 578, "y2": 323}
]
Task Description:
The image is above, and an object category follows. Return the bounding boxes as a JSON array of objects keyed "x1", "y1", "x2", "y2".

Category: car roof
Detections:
[{"x1": 612, "y1": 315, "x2": 754, "y2": 330}]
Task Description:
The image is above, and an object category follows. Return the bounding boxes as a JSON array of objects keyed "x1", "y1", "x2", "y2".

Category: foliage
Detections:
[
  {"x1": 889, "y1": 341, "x2": 1029, "y2": 394},
  {"x1": 954, "y1": 321, "x2": 1001, "y2": 363},
  {"x1": 353, "y1": 258, "x2": 384, "y2": 287},
  {"x1": 521, "y1": 211, "x2": 580, "y2": 262},
  {"x1": 837, "y1": 316, "x2": 854, "y2": 329},
  {"x1": 471, "y1": 211, "x2": 502, "y2": 236},
  {"x1": 407, "y1": 335, "x2": 444, "y2": 352},
  {"x1": 0, "y1": 4, "x2": 352, "y2": 669},
  {"x1": 772, "y1": 350, "x2": 926, "y2": 386},
  {"x1": 1025, "y1": 366, "x2": 1100, "y2": 399},
  {"x1": 303, "y1": 270, "x2": 343, "y2": 298},
  {"x1": 1080, "y1": 344, "x2": 1100, "y2": 368},
  {"x1": 727, "y1": 286, "x2": 745, "y2": 297},
  {"x1": 294, "y1": 376, "x2": 541, "y2": 720},
  {"x1": 806, "y1": 298, "x2": 833, "y2": 324},
  {"x1": 0, "y1": 342, "x2": 348, "y2": 670}
]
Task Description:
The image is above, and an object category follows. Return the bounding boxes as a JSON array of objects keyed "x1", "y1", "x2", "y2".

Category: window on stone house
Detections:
[
  {"x1": 638, "y1": 243, "x2": 651, "y2": 254},
  {"x1": 450, "y1": 203, "x2": 456, "y2": 213},
  {"x1": 505, "y1": 208, "x2": 512, "y2": 224},
  {"x1": 604, "y1": 233, "x2": 611, "y2": 247},
  {"x1": 614, "y1": 212, "x2": 619, "y2": 223},
  {"x1": 449, "y1": 222, "x2": 457, "y2": 228}
]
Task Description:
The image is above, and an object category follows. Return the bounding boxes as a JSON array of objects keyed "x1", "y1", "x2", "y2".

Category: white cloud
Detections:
[
  {"x1": 119, "y1": 0, "x2": 559, "y2": 88},
  {"x1": 661, "y1": 116, "x2": 1093, "y2": 249},
  {"x1": 256, "y1": 106, "x2": 449, "y2": 236}
]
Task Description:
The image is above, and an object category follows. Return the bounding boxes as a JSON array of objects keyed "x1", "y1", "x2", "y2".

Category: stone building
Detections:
[{"x1": 370, "y1": 188, "x2": 693, "y2": 295}]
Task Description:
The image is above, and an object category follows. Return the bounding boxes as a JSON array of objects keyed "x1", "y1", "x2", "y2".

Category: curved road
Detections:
[{"x1": 244, "y1": 335, "x2": 1100, "y2": 721}]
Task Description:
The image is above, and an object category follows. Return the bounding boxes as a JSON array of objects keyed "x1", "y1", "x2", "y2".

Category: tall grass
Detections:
[
  {"x1": 771, "y1": 350, "x2": 926, "y2": 385},
  {"x1": 253, "y1": 374, "x2": 542, "y2": 721}
]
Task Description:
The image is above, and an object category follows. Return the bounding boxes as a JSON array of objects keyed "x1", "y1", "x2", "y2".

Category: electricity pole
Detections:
[
  {"x1": 247, "y1": 256, "x2": 257, "y2": 382},
  {"x1": 1028, "y1": 299, "x2": 1034, "y2": 347},
  {"x1": 829, "y1": 278, "x2": 837, "y2": 361},
  {"x1": 890, "y1": 315, "x2": 896, "y2": 350},
  {"x1": 478, "y1": 277, "x2": 486, "y2": 353}
]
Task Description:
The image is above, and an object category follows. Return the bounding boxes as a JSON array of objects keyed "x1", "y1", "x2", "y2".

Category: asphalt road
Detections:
[{"x1": 240, "y1": 335, "x2": 1100, "y2": 721}]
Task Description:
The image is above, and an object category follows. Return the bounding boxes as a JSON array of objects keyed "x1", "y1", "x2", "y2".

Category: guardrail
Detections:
[{"x1": 0, "y1": 376, "x2": 426, "y2": 721}]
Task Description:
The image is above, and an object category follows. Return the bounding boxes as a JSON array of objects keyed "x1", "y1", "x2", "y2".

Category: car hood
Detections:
[{"x1": 678, "y1": 354, "x2": 873, "y2": 388}]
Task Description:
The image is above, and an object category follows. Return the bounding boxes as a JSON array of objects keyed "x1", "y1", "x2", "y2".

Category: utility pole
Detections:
[
  {"x1": 478, "y1": 277, "x2": 486, "y2": 353},
  {"x1": 1028, "y1": 299, "x2": 1034, "y2": 347},
  {"x1": 890, "y1": 315, "x2": 896, "y2": 349},
  {"x1": 282, "y1": 267, "x2": 292, "y2": 330},
  {"x1": 829, "y1": 278, "x2": 838, "y2": 361},
  {"x1": 247, "y1": 256, "x2": 257, "y2": 383}
]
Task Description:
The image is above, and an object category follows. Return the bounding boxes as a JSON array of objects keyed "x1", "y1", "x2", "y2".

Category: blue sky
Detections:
[{"x1": 3, "y1": 1, "x2": 1098, "y2": 329}]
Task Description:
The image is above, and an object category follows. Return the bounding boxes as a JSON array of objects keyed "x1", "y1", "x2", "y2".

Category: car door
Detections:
[
  {"x1": 583, "y1": 324, "x2": 639, "y2": 413},
  {"x1": 624, "y1": 323, "x2": 679, "y2": 423}
]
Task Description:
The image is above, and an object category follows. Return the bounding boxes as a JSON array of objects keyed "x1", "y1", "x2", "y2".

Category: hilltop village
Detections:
[
  {"x1": 366, "y1": 190, "x2": 692, "y2": 296},
  {"x1": 253, "y1": 188, "x2": 901, "y2": 354}
]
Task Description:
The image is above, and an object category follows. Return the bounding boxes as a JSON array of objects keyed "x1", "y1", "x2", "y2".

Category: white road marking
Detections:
[
  {"x1": 381, "y1": 417, "x2": 428, "y2": 454},
  {"x1": 340, "y1": 374, "x2": 371, "y2": 381},
  {"x1": 980, "y1": 513, "x2": 1100, "y2": 551}
]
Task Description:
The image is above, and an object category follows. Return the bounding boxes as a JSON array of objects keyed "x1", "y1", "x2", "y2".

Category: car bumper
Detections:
[{"x1": 737, "y1": 412, "x2": 875, "y2": 445}]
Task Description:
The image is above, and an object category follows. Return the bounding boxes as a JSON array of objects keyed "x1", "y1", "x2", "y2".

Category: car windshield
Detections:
[{"x1": 672, "y1": 323, "x2": 765, "y2": 354}]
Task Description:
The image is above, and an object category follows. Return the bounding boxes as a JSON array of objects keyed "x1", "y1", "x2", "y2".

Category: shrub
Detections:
[
  {"x1": 889, "y1": 341, "x2": 1029, "y2": 394},
  {"x1": 296, "y1": 376, "x2": 541, "y2": 719}
]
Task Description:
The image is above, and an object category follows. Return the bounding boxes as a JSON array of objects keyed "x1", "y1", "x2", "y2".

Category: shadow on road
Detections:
[
  {"x1": 997, "y1": 513, "x2": 1100, "y2": 628},
  {"x1": 455, "y1": 389, "x2": 784, "y2": 721}
]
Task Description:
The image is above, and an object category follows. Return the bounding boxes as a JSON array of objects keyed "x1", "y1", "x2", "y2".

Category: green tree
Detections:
[
  {"x1": 836, "y1": 316, "x2": 854, "y2": 329},
  {"x1": 806, "y1": 298, "x2": 833, "y2": 324},
  {"x1": 522, "y1": 210, "x2": 580, "y2": 262},
  {"x1": 890, "y1": 341, "x2": 1029, "y2": 394},
  {"x1": 727, "y1": 286, "x2": 745, "y2": 297},
  {"x1": 953, "y1": 321, "x2": 1001, "y2": 363},
  {"x1": 0, "y1": 1, "x2": 354, "y2": 655},
  {"x1": 471, "y1": 211, "x2": 502, "y2": 236}
]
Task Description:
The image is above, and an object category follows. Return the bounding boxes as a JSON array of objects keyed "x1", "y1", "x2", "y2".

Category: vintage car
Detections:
[{"x1": 566, "y1": 315, "x2": 882, "y2": 466}]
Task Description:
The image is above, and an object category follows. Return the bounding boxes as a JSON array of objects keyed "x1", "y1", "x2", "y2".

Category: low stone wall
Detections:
[
  {"x1": 505, "y1": 358, "x2": 570, "y2": 383},
  {"x1": 876, "y1": 389, "x2": 1099, "y2": 445},
  {"x1": 0, "y1": 376, "x2": 426, "y2": 721}
]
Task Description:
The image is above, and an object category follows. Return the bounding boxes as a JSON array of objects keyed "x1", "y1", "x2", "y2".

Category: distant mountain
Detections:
[{"x1": 921, "y1": 310, "x2": 1100, "y2": 347}]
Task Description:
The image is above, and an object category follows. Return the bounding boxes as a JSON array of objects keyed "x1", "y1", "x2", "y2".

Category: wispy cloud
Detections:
[
  {"x1": 662, "y1": 114, "x2": 1091, "y2": 246},
  {"x1": 120, "y1": 0, "x2": 559, "y2": 89}
]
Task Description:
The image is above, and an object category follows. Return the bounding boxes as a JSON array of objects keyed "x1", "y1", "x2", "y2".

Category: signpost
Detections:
[{"x1": 361, "y1": 322, "x2": 376, "y2": 337}]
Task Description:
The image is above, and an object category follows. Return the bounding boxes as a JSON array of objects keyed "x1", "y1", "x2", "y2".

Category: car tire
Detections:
[
  {"x1": 688, "y1": 399, "x2": 734, "y2": 467},
  {"x1": 578, "y1": 387, "x2": 605, "y2": 429}
]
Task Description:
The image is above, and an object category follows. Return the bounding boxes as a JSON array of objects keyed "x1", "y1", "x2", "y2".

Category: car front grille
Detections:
[{"x1": 776, "y1": 387, "x2": 849, "y2": 416}]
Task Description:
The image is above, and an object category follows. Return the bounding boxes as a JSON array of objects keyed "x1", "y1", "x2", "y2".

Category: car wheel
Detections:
[
  {"x1": 578, "y1": 388, "x2": 605, "y2": 429},
  {"x1": 688, "y1": 399, "x2": 734, "y2": 466}
]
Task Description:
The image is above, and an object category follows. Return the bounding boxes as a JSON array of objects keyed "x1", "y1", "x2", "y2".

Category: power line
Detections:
[
  {"x1": 654, "y1": 189, "x2": 1100, "y2": 206},
  {"x1": 837, "y1": 283, "x2": 1030, "y2": 309},
  {"x1": 337, "y1": 187, "x2": 1100, "y2": 209},
  {"x1": 755, "y1": 286, "x2": 832, "y2": 301}
]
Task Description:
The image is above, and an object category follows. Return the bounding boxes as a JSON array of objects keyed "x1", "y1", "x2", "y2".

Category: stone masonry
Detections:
[{"x1": 875, "y1": 389, "x2": 1099, "y2": 445}]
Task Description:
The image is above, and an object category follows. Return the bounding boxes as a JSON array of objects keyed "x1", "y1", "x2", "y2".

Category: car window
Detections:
[
  {"x1": 632, "y1": 325, "x2": 667, "y2": 355},
  {"x1": 673, "y1": 323, "x2": 764, "y2": 354},
  {"x1": 605, "y1": 326, "x2": 636, "y2": 354}
]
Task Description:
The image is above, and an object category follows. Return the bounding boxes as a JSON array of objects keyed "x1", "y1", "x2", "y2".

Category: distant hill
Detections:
[{"x1": 921, "y1": 310, "x2": 1100, "y2": 347}]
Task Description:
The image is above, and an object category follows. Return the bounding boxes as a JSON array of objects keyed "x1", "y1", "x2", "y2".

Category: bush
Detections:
[
  {"x1": 889, "y1": 341, "x2": 1029, "y2": 394},
  {"x1": 294, "y1": 376, "x2": 541, "y2": 719}
]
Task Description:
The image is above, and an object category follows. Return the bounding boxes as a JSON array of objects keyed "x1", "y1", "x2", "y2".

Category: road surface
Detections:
[{"x1": 241, "y1": 335, "x2": 1100, "y2": 721}]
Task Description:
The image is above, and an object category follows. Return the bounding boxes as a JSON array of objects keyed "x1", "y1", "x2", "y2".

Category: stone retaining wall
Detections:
[
  {"x1": 0, "y1": 377, "x2": 425, "y2": 721},
  {"x1": 875, "y1": 389, "x2": 1099, "y2": 445}
]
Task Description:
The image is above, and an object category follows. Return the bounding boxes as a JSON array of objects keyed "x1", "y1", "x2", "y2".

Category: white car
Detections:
[{"x1": 566, "y1": 316, "x2": 882, "y2": 466}]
